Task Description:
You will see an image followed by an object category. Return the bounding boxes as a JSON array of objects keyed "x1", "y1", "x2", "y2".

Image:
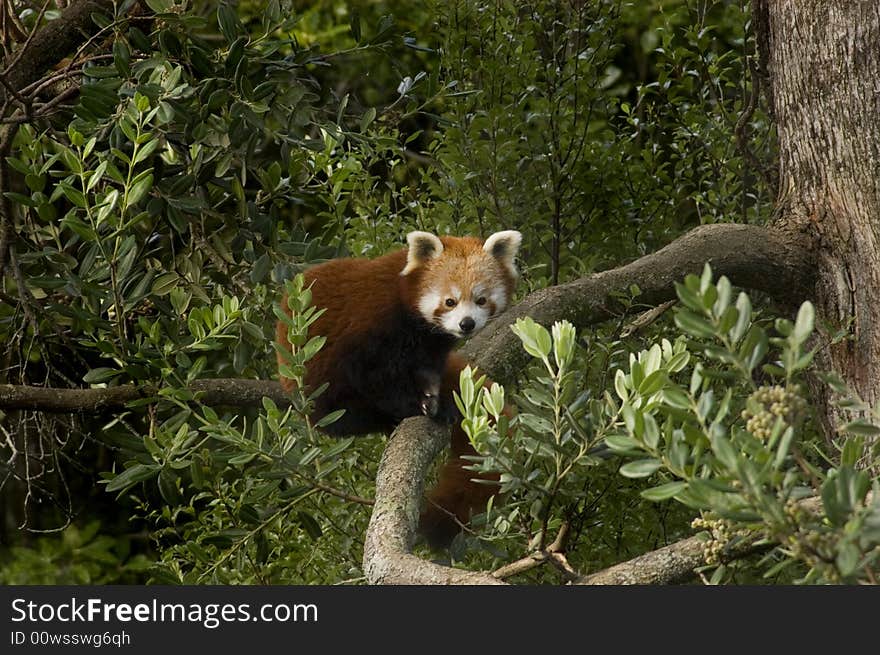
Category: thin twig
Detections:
[{"x1": 491, "y1": 521, "x2": 570, "y2": 580}]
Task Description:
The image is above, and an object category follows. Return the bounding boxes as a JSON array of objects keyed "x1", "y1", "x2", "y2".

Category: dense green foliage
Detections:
[
  {"x1": 459, "y1": 268, "x2": 880, "y2": 583},
  {"x1": 2, "y1": 1, "x2": 875, "y2": 585}
]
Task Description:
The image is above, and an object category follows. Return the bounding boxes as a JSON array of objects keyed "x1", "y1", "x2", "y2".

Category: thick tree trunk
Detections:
[{"x1": 757, "y1": 1, "x2": 880, "y2": 437}]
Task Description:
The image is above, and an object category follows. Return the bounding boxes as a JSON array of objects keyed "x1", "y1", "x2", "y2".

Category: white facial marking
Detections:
[
  {"x1": 439, "y1": 300, "x2": 491, "y2": 337},
  {"x1": 450, "y1": 286, "x2": 461, "y2": 301},
  {"x1": 418, "y1": 289, "x2": 442, "y2": 322},
  {"x1": 489, "y1": 288, "x2": 508, "y2": 311}
]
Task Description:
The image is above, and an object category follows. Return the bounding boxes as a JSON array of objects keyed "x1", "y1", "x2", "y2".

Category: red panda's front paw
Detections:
[{"x1": 420, "y1": 391, "x2": 440, "y2": 418}]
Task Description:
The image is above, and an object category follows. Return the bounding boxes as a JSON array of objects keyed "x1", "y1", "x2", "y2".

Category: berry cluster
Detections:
[
  {"x1": 692, "y1": 517, "x2": 727, "y2": 564},
  {"x1": 690, "y1": 516, "x2": 750, "y2": 564},
  {"x1": 740, "y1": 384, "x2": 808, "y2": 440}
]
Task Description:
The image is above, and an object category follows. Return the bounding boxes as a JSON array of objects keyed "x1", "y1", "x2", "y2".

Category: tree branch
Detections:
[
  {"x1": 574, "y1": 497, "x2": 827, "y2": 585},
  {"x1": 0, "y1": 379, "x2": 291, "y2": 412},
  {"x1": 359, "y1": 413, "x2": 789, "y2": 585},
  {"x1": 0, "y1": 220, "x2": 824, "y2": 583},
  {"x1": 575, "y1": 535, "x2": 709, "y2": 585},
  {"x1": 0, "y1": 224, "x2": 813, "y2": 414},
  {"x1": 360, "y1": 411, "x2": 830, "y2": 586},
  {"x1": 362, "y1": 416, "x2": 505, "y2": 585},
  {"x1": 1, "y1": 0, "x2": 115, "y2": 94},
  {"x1": 491, "y1": 522, "x2": 571, "y2": 580},
  {"x1": 463, "y1": 223, "x2": 814, "y2": 384}
]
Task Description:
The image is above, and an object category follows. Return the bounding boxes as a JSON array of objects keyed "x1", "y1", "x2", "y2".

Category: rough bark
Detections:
[
  {"x1": 463, "y1": 222, "x2": 813, "y2": 385},
  {"x1": 756, "y1": 1, "x2": 880, "y2": 438},
  {"x1": 0, "y1": 379, "x2": 291, "y2": 412},
  {"x1": 575, "y1": 536, "x2": 707, "y2": 585},
  {"x1": 1, "y1": 0, "x2": 116, "y2": 94},
  {"x1": 362, "y1": 416, "x2": 505, "y2": 585}
]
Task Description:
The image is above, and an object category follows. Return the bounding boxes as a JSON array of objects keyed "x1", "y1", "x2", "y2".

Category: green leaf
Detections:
[
  {"x1": 5, "y1": 191, "x2": 36, "y2": 207},
  {"x1": 360, "y1": 106, "x2": 376, "y2": 132},
  {"x1": 534, "y1": 323, "x2": 552, "y2": 359},
  {"x1": 349, "y1": 8, "x2": 362, "y2": 42},
  {"x1": 841, "y1": 420, "x2": 880, "y2": 436},
  {"x1": 661, "y1": 387, "x2": 691, "y2": 410},
  {"x1": 675, "y1": 281, "x2": 703, "y2": 312},
  {"x1": 517, "y1": 413, "x2": 555, "y2": 435},
  {"x1": 127, "y1": 173, "x2": 153, "y2": 206},
  {"x1": 717, "y1": 305, "x2": 739, "y2": 335},
  {"x1": 83, "y1": 367, "x2": 119, "y2": 383},
  {"x1": 674, "y1": 309, "x2": 716, "y2": 339},
  {"x1": 134, "y1": 138, "x2": 159, "y2": 164},
  {"x1": 106, "y1": 463, "x2": 160, "y2": 492},
  {"x1": 605, "y1": 434, "x2": 640, "y2": 452},
  {"x1": 840, "y1": 437, "x2": 864, "y2": 467},
  {"x1": 229, "y1": 452, "x2": 257, "y2": 465},
  {"x1": 714, "y1": 276, "x2": 732, "y2": 316},
  {"x1": 638, "y1": 370, "x2": 666, "y2": 397},
  {"x1": 773, "y1": 426, "x2": 795, "y2": 468},
  {"x1": 113, "y1": 39, "x2": 131, "y2": 77},
  {"x1": 551, "y1": 320, "x2": 576, "y2": 369},
  {"x1": 152, "y1": 272, "x2": 180, "y2": 296},
  {"x1": 730, "y1": 292, "x2": 752, "y2": 344},
  {"x1": 643, "y1": 344, "x2": 662, "y2": 375},
  {"x1": 621, "y1": 403, "x2": 638, "y2": 435},
  {"x1": 511, "y1": 317, "x2": 551, "y2": 360},
  {"x1": 158, "y1": 469, "x2": 181, "y2": 505},
  {"x1": 709, "y1": 565, "x2": 727, "y2": 585},
  {"x1": 741, "y1": 325, "x2": 769, "y2": 372},
  {"x1": 321, "y1": 437, "x2": 354, "y2": 460},
  {"x1": 145, "y1": 0, "x2": 172, "y2": 12},
  {"x1": 630, "y1": 359, "x2": 644, "y2": 389},
  {"x1": 640, "y1": 481, "x2": 687, "y2": 501},
  {"x1": 297, "y1": 511, "x2": 323, "y2": 540},
  {"x1": 689, "y1": 364, "x2": 704, "y2": 395},
  {"x1": 643, "y1": 413, "x2": 660, "y2": 449},
  {"x1": 667, "y1": 350, "x2": 690, "y2": 373},
  {"x1": 792, "y1": 301, "x2": 815, "y2": 345},
  {"x1": 701, "y1": 284, "x2": 717, "y2": 313},
  {"x1": 86, "y1": 161, "x2": 108, "y2": 192},
  {"x1": 619, "y1": 458, "x2": 661, "y2": 479},
  {"x1": 251, "y1": 253, "x2": 271, "y2": 283},
  {"x1": 835, "y1": 542, "x2": 860, "y2": 577},
  {"x1": 96, "y1": 189, "x2": 119, "y2": 225},
  {"x1": 60, "y1": 183, "x2": 86, "y2": 208},
  {"x1": 25, "y1": 173, "x2": 45, "y2": 192},
  {"x1": 217, "y1": 3, "x2": 243, "y2": 42},
  {"x1": 614, "y1": 368, "x2": 629, "y2": 402},
  {"x1": 710, "y1": 432, "x2": 738, "y2": 470},
  {"x1": 699, "y1": 262, "x2": 713, "y2": 293}
]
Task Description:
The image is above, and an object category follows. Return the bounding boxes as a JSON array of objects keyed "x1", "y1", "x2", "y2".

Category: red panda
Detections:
[{"x1": 276, "y1": 230, "x2": 521, "y2": 546}]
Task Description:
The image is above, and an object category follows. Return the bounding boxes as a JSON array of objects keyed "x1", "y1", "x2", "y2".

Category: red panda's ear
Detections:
[
  {"x1": 401, "y1": 231, "x2": 444, "y2": 276},
  {"x1": 483, "y1": 230, "x2": 522, "y2": 274}
]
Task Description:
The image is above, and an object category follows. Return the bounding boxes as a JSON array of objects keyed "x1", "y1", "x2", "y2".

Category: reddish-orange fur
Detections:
[
  {"x1": 277, "y1": 247, "x2": 414, "y2": 394},
  {"x1": 418, "y1": 353, "x2": 507, "y2": 547},
  {"x1": 277, "y1": 233, "x2": 518, "y2": 547}
]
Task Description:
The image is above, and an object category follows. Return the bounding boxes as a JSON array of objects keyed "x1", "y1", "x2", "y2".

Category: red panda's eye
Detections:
[
  {"x1": 476, "y1": 297, "x2": 487, "y2": 306},
  {"x1": 445, "y1": 298, "x2": 457, "y2": 308}
]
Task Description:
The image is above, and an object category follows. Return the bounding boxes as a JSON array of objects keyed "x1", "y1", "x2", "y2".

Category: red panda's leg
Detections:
[{"x1": 419, "y1": 353, "x2": 508, "y2": 548}]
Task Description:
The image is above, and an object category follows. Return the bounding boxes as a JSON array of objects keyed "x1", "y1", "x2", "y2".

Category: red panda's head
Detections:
[{"x1": 400, "y1": 230, "x2": 522, "y2": 338}]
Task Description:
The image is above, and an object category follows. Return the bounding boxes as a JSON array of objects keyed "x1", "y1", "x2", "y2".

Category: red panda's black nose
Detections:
[{"x1": 459, "y1": 317, "x2": 476, "y2": 333}]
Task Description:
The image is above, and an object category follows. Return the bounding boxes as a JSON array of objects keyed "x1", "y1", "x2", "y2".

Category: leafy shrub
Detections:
[{"x1": 457, "y1": 266, "x2": 880, "y2": 583}]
